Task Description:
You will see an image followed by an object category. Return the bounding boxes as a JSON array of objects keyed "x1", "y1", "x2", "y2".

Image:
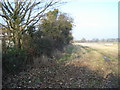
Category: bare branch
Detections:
[{"x1": 6, "y1": 0, "x2": 14, "y2": 12}]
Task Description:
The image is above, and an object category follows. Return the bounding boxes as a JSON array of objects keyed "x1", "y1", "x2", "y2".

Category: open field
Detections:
[
  {"x1": 74, "y1": 42, "x2": 118, "y2": 58},
  {"x1": 70, "y1": 42, "x2": 118, "y2": 77},
  {"x1": 3, "y1": 43, "x2": 119, "y2": 88},
  {"x1": 61, "y1": 42, "x2": 119, "y2": 88}
]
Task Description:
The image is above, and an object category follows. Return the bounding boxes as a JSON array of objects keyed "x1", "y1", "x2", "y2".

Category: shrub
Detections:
[
  {"x1": 33, "y1": 37, "x2": 54, "y2": 57},
  {"x1": 2, "y1": 48, "x2": 27, "y2": 74}
]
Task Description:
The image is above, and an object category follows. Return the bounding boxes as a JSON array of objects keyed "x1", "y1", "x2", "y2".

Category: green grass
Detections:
[
  {"x1": 58, "y1": 54, "x2": 72, "y2": 61},
  {"x1": 58, "y1": 45, "x2": 82, "y2": 62}
]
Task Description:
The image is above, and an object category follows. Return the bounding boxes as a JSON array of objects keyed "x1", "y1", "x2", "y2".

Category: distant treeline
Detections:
[{"x1": 73, "y1": 38, "x2": 119, "y2": 43}]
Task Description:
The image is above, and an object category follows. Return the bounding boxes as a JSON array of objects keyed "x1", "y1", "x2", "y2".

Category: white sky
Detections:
[{"x1": 60, "y1": 0, "x2": 118, "y2": 40}]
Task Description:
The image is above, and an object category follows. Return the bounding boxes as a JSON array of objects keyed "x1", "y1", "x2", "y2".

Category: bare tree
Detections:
[{"x1": 0, "y1": 0, "x2": 60, "y2": 49}]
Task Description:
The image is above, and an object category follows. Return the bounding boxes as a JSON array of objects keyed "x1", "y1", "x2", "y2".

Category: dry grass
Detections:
[
  {"x1": 78, "y1": 43, "x2": 118, "y2": 58},
  {"x1": 67, "y1": 43, "x2": 118, "y2": 78},
  {"x1": 3, "y1": 42, "x2": 119, "y2": 88}
]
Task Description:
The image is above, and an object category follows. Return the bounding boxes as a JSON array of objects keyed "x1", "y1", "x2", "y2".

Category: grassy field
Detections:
[
  {"x1": 62, "y1": 42, "x2": 119, "y2": 87},
  {"x1": 70, "y1": 42, "x2": 118, "y2": 77},
  {"x1": 3, "y1": 42, "x2": 119, "y2": 88}
]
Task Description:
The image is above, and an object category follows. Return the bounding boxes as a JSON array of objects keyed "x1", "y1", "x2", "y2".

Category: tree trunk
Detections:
[{"x1": 15, "y1": 33, "x2": 21, "y2": 49}]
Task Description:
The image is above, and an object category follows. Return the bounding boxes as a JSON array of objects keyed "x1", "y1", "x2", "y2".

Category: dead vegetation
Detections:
[{"x1": 3, "y1": 43, "x2": 119, "y2": 88}]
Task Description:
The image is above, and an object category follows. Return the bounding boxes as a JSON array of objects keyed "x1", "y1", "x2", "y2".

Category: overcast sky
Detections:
[{"x1": 59, "y1": 0, "x2": 118, "y2": 40}]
